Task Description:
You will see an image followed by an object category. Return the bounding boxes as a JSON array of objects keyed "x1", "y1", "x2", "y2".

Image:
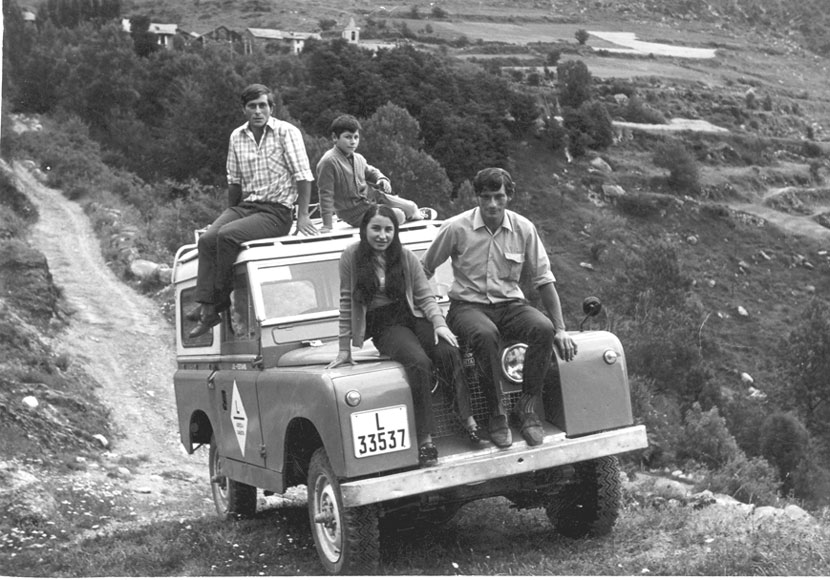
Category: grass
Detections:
[{"x1": 2, "y1": 493, "x2": 830, "y2": 576}]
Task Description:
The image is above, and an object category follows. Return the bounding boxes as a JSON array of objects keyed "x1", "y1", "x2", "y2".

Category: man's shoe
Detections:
[
  {"x1": 188, "y1": 314, "x2": 221, "y2": 339},
  {"x1": 185, "y1": 306, "x2": 202, "y2": 322},
  {"x1": 519, "y1": 411, "x2": 544, "y2": 446},
  {"x1": 488, "y1": 415, "x2": 512, "y2": 448}
]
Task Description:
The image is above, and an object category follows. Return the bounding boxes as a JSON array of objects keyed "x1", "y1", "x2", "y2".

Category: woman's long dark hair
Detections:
[{"x1": 353, "y1": 205, "x2": 406, "y2": 305}]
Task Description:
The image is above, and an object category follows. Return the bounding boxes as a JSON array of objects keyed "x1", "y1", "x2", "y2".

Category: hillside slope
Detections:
[{"x1": 3, "y1": 160, "x2": 830, "y2": 577}]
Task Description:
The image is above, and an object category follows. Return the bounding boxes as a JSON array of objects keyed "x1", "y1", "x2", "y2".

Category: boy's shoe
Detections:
[{"x1": 418, "y1": 207, "x2": 438, "y2": 220}]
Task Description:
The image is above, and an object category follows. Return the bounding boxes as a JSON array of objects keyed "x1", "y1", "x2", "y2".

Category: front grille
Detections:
[{"x1": 430, "y1": 350, "x2": 522, "y2": 438}]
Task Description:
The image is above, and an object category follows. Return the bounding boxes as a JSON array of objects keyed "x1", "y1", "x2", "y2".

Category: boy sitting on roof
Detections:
[{"x1": 315, "y1": 114, "x2": 435, "y2": 232}]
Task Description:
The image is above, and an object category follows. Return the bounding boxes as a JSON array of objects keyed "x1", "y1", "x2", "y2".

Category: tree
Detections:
[
  {"x1": 431, "y1": 6, "x2": 448, "y2": 19},
  {"x1": 653, "y1": 141, "x2": 701, "y2": 195},
  {"x1": 562, "y1": 100, "x2": 613, "y2": 156},
  {"x1": 318, "y1": 18, "x2": 337, "y2": 31},
  {"x1": 547, "y1": 49, "x2": 561, "y2": 66},
  {"x1": 557, "y1": 59, "x2": 592, "y2": 109},
  {"x1": 761, "y1": 412, "x2": 809, "y2": 496},
  {"x1": 575, "y1": 29, "x2": 590, "y2": 45},
  {"x1": 778, "y1": 299, "x2": 830, "y2": 444},
  {"x1": 129, "y1": 15, "x2": 158, "y2": 57},
  {"x1": 360, "y1": 103, "x2": 452, "y2": 209}
]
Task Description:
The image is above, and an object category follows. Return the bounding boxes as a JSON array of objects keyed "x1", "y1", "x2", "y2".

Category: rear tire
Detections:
[
  {"x1": 209, "y1": 435, "x2": 257, "y2": 519},
  {"x1": 308, "y1": 448, "x2": 379, "y2": 574},
  {"x1": 545, "y1": 456, "x2": 621, "y2": 538}
]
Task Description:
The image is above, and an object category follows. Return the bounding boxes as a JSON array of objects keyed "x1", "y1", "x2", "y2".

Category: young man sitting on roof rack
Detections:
[{"x1": 188, "y1": 83, "x2": 316, "y2": 339}]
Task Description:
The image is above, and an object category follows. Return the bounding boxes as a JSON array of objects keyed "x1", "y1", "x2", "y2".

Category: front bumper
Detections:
[{"x1": 340, "y1": 424, "x2": 648, "y2": 507}]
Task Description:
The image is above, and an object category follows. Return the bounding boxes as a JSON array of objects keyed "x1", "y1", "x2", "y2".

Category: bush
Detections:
[
  {"x1": 761, "y1": 412, "x2": 809, "y2": 495},
  {"x1": 679, "y1": 403, "x2": 740, "y2": 469},
  {"x1": 547, "y1": 49, "x2": 561, "y2": 66},
  {"x1": 803, "y1": 140, "x2": 823, "y2": 158},
  {"x1": 562, "y1": 100, "x2": 613, "y2": 156},
  {"x1": 653, "y1": 141, "x2": 701, "y2": 195},
  {"x1": 615, "y1": 191, "x2": 673, "y2": 218},
  {"x1": 621, "y1": 96, "x2": 667, "y2": 125},
  {"x1": 557, "y1": 60, "x2": 592, "y2": 109},
  {"x1": 629, "y1": 375, "x2": 683, "y2": 467},
  {"x1": 701, "y1": 454, "x2": 781, "y2": 506}
]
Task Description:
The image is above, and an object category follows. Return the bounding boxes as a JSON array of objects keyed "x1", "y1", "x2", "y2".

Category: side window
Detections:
[
  {"x1": 229, "y1": 272, "x2": 257, "y2": 342},
  {"x1": 180, "y1": 287, "x2": 213, "y2": 348}
]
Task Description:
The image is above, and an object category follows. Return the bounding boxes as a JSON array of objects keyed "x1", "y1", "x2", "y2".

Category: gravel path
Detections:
[{"x1": 15, "y1": 161, "x2": 210, "y2": 524}]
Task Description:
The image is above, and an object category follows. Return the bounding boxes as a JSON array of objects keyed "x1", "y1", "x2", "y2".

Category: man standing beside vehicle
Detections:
[
  {"x1": 421, "y1": 167, "x2": 577, "y2": 448},
  {"x1": 189, "y1": 83, "x2": 317, "y2": 338}
]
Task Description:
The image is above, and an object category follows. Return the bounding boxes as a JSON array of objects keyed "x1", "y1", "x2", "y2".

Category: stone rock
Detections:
[
  {"x1": 0, "y1": 481, "x2": 60, "y2": 525},
  {"x1": 589, "y1": 157, "x2": 613, "y2": 173},
  {"x1": 783, "y1": 504, "x2": 813, "y2": 523},
  {"x1": 579, "y1": 262, "x2": 595, "y2": 270},
  {"x1": 651, "y1": 478, "x2": 692, "y2": 500},
  {"x1": 93, "y1": 434, "x2": 109, "y2": 448},
  {"x1": 737, "y1": 306, "x2": 749, "y2": 317},
  {"x1": 748, "y1": 386, "x2": 767, "y2": 400},
  {"x1": 601, "y1": 184, "x2": 626, "y2": 197},
  {"x1": 740, "y1": 372, "x2": 754, "y2": 384},
  {"x1": 22, "y1": 395, "x2": 39, "y2": 409},
  {"x1": 686, "y1": 235, "x2": 699, "y2": 245}
]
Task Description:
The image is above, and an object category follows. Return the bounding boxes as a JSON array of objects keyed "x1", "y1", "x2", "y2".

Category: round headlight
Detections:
[
  {"x1": 603, "y1": 349, "x2": 619, "y2": 365},
  {"x1": 501, "y1": 343, "x2": 527, "y2": 383},
  {"x1": 345, "y1": 390, "x2": 361, "y2": 407}
]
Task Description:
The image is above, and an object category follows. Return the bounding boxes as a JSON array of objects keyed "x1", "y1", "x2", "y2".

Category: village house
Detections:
[
  {"x1": 243, "y1": 28, "x2": 322, "y2": 55},
  {"x1": 120, "y1": 19, "x2": 180, "y2": 49},
  {"x1": 198, "y1": 25, "x2": 243, "y2": 48}
]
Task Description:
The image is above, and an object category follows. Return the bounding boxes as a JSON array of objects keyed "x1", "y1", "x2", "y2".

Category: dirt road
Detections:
[{"x1": 15, "y1": 161, "x2": 211, "y2": 524}]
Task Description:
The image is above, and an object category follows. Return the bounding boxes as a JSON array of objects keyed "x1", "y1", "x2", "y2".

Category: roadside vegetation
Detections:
[{"x1": 3, "y1": 0, "x2": 830, "y2": 574}]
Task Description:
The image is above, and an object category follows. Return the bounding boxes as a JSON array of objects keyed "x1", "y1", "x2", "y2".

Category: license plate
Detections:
[{"x1": 351, "y1": 405, "x2": 410, "y2": 458}]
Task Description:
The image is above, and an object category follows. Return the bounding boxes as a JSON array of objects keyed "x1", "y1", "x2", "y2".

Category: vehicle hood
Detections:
[{"x1": 277, "y1": 341, "x2": 388, "y2": 367}]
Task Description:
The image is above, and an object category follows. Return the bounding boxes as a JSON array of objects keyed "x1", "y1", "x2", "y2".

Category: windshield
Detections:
[{"x1": 257, "y1": 252, "x2": 455, "y2": 321}]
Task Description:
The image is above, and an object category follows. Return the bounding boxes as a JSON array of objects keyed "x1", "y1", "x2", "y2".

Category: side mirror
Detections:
[
  {"x1": 579, "y1": 296, "x2": 603, "y2": 331},
  {"x1": 582, "y1": 296, "x2": 602, "y2": 317}
]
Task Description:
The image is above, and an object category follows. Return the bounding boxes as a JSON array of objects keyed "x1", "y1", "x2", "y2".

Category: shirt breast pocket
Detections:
[{"x1": 500, "y1": 252, "x2": 524, "y2": 280}]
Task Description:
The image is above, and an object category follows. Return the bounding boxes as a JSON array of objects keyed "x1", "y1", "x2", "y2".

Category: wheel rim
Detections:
[
  {"x1": 312, "y1": 473, "x2": 342, "y2": 563},
  {"x1": 211, "y1": 449, "x2": 230, "y2": 512}
]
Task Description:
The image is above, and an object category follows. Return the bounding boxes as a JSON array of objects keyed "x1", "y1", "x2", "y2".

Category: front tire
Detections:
[
  {"x1": 308, "y1": 448, "x2": 379, "y2": 574},
  {"x1": 209, "y1": 435, "x2": 257, "y2": 519},
  {"x1": 545, "y1": 455, "x2": 621, "y2": 538}
]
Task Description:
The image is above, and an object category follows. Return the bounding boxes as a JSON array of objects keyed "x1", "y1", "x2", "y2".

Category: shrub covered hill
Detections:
[{"x1": 2, "y1": 0, "x2": 830, "y2": 511}]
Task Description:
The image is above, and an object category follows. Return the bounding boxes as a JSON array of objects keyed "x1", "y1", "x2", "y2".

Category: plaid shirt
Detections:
[{"x1": 226, "y1": 117, "x2": 314, "y2": 208}]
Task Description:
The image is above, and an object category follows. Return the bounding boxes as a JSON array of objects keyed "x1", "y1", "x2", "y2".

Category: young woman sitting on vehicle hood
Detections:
[{"x1": 328, "y1": 205, "x2": 480, "y2": 467}]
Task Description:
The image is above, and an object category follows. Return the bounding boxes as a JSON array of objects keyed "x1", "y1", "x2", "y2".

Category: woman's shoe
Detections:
[
  {"x1": 418, "y1": 441, "x2": 438, "y2": 467},
  {"x1": 465, "y1": 423, "x2": 487, "y2": 446}
]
